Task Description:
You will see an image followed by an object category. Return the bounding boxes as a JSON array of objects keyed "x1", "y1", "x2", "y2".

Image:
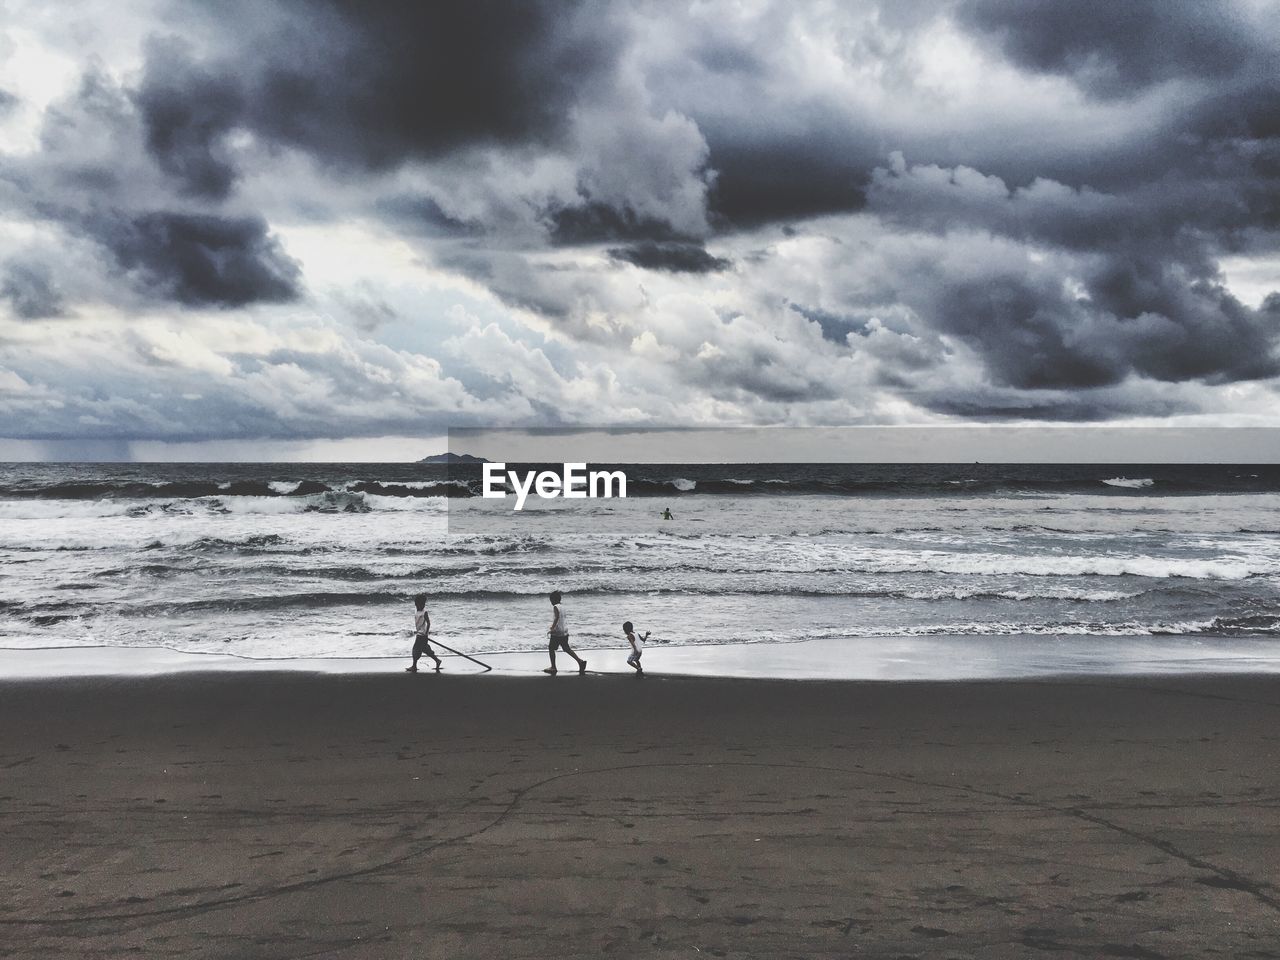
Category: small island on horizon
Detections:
[{"x1": 418, "y1": 452, "x2": 490, "y2": 464}]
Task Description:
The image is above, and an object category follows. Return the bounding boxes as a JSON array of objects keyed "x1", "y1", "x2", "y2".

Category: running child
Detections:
[{"x1": 623, "y1": 621, "x2": 650, "y2": 675}]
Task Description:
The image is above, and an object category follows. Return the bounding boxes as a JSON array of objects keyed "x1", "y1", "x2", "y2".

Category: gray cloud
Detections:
[
  {"x1": 609, "y1": 241, "x2": 729, "y2": 274},
  {"x1": 706, "y1": 136, "x2": 870, "y2": 228},
  {"x1": 917, "y1": 263, "x2": 1277, "y2": 390},
  {"x1": 918, "y1": 387, "x2": 1192, "y2": 422},
  {"x1": 375, "y1": 194, "x2": 485, "y2": 239},
  {"x1": 81, "y1": 210, "x2": 301, "y2": 308},
  {"x1": 134, "y1": 37, "x2": 244, "y2": 199},
  {"x1": 0, "y1": 65, "x2": 302, "y2": 311},
  {"x1": 134, "y1": 1, "x2": 622, "y2": 183},
  {"x1": 124, "y1": 1, "x2": 718, "y2": 251},
  {"x1": 3, "y1": 0, "x2": 1280, "y2": 443},
  {"x1": 549, "y1": 203, "x2": 694, "y2": 245},
  {"x1": 336, "y1": 290, "x2": 400, "y2": 334},
  {"x1": 955, "y1": 0, "x2": 1264, "y2": 99},
  {"x1": 863, "y1": 151, "x2": 1280, "y2": 392},
  {"x1": 2, "y1": 259, "x2": 66, "y2": 319}
]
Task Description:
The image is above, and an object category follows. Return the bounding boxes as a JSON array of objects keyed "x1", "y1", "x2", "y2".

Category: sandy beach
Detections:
[{"x1": 1, "y1": 671, "x2": 1277, "y2": 959}]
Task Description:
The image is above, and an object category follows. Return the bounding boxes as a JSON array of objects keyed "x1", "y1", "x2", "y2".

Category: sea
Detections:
[{"x1": 3, "y1": 462, "x2": 1280, "y2": 677}]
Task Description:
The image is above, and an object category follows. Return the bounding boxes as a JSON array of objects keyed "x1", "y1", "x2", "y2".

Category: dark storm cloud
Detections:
[
  {"x1": 918, "y1": 388, "x2": 1191, "y2": 422},
  {"x1": 954, "y1": 0, "x2": 1262, "y2": 98},
  {"x1": 674, "y1": 1, "x2": 1276, "y2": 233},
  {"x1": 2, "y1": 259, "x2": 66, "y2": 319},
  {"x1": 9, "y1": 0, "x2": 1280, "y2": 436},
  {"x1": 608, "y1": 241, "x2": 729, "y2": 274},
  {"x1": 548, "y1": 203, "x2": 693, "y2": 245},
  {"x1": 0, "y1": 65, "x2": 302, "y2": 312},
  {"x1": 865, "y1": 138, "x2": 1280, "y2": 394},
  {"x1": 0, "y1": 89, "x2": 17, "y2": 114},
  {"x1": 707, "y1": 137, "x2": 869, "y2": 228},
  {"x1": 135, "y1": 0, "x2": 621, "y2": 190},
  {"x1": 902, "y1": 256, "x2": 1279, "y2": 392},
  {"x1": 134, "y1": 38, "x2": 244, "y2": 199},
  {"x1": 82, "y1": 211, "x2": 301, "y2": 307}
]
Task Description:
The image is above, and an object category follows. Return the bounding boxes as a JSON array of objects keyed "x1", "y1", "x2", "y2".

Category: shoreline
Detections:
[{"x1": 3, "y1": 631, "x2": 1279, "y2": 682}]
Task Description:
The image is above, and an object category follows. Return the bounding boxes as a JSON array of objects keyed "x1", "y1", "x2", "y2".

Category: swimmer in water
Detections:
[{"x1": 661, "y1": 507, "x2": 673, "y2": 520}]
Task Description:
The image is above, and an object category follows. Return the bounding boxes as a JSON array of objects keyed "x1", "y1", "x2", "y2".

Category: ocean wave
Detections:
[
  {"x1": 120, "y1": 591, "x2": 410, "y2": 614},
  {"x1": 4, "y1": 479, "x2": 335, "y2": 500},
  {"x1": 1102, "y1": 477, "x2": 1155, "y2": 489},
  {"x1": 888, "y1": 614, "x2": 1280, "y2": 638},
  {"x1": 1207, "y1": 613, "x2": 1280, "y2": 633},
  {"x1": 73, "y1": 559, "x2": 1146, "y2": 600},
  {"x1": 309, "y1": 491, "x2": 370, "y2": 514},
  {"x1": 829, "y1": 554, "x2": 1277, "y2": 580},
  {"x1": 0, "y1": 500, "x2": 145, "y2": 519},
  {"x1": 478, "y1": 538, "x2": 554, "y2": 555},
  {"x1": 18, "y1": 602, "x2": 1278, "y2": 641},
  {"x1": 10, "y1": 469, "x2": 1280, "y2": 503},
  {"x1": 0, "y1": 477, "x2": 463, "y2": 504},
  {"x1": 890, "y1": 619, "x2": 1215, "y2": 637},
  {"x1": 349, "y1": 480, "x2": 473, "y2": 498},
  {"x1": 600, "y1": 474, "x2": 1277, "y2": 498},
  {"x1": 212, "y1": 491, "x2": 373, "y2": 514},
  {"x1": 160, "y1": 533, "x2": 291, "y2": 552},
  {"x1": 901, "y1": 586, "x2": 1139, "y2": 602},
  {"x1": 92, "y1": 562, "x2": 201, "y2": 579}
]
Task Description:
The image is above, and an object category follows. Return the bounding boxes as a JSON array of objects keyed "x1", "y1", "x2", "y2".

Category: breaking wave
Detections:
[{"x1": 1102, "y1": 477, "x2": 1155, "y2": 489}]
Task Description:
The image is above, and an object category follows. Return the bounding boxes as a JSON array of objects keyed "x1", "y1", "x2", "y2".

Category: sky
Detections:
[{"x1": 1, "y1": 0, "x2": 1279, "y2": 461}]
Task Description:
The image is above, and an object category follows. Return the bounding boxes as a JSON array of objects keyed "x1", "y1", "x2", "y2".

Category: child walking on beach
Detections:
[
  {"x1": 407, "y1": 593, "x2": 442, "y2": 673},
  {"x1": 545, "y1": 590, "x2": 587, "y2": 675},
  {"x1": 623, "y1": 621, "x2": 650, "y2": 675}
]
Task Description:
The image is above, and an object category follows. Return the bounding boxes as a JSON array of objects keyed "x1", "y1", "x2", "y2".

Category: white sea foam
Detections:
[
  {"x1": 840, "y1": 552, "x2": 1275, "y2": 580},
  {"x1": 672, "y1": 478, "x2": 697, "y2": 491},
  {"x1": 903, "y1": 587, "x2": 1139, "y2": 602},
  {"x1": 894, "y1": 619, "x2": 1221, "y2": 637},
  {"x1": 360, "y1": 494, "x2": 447, "y2": 512},
  {"x1": 1102, "y1": 477, "x2": 1155, "y2": 489},
  {"x1": 365, "y1": 480, "x2": 465, "y2": 491},
  {"x1": 0, "y1": 500, "x2": 146, "y2": 519},
  {"x1": 214, "y1": 497, "x2": 311, "y2": 515}
]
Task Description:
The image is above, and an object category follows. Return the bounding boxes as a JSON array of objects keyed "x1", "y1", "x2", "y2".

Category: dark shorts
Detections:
[
  {"x1": 548, "y1": 633, "x2": 572, "y2": 652},
  {"x1": 413, "y1": 634, "x2": 435, "y2": 657}
]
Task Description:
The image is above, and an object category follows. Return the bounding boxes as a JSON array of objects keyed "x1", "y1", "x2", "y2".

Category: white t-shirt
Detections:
[
  {"x1": 629, "y1": 631, "x2": 645, "y2": 651},
  {"x1": 551, "y1": 603, "x2": 568, "y2": 636},
  {"x1": 414, "y1": 609, "x2": 429, "y2": 636}
]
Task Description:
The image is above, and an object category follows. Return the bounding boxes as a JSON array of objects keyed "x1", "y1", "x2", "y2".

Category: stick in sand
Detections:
[{"x1": 413, "y1": 635, "x2": 492, "y2": 672}]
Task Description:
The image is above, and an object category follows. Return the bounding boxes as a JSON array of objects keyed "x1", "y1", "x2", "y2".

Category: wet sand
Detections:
[{"x1": 1, "y1": 672, "x2": 1277, "y2": 958}]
